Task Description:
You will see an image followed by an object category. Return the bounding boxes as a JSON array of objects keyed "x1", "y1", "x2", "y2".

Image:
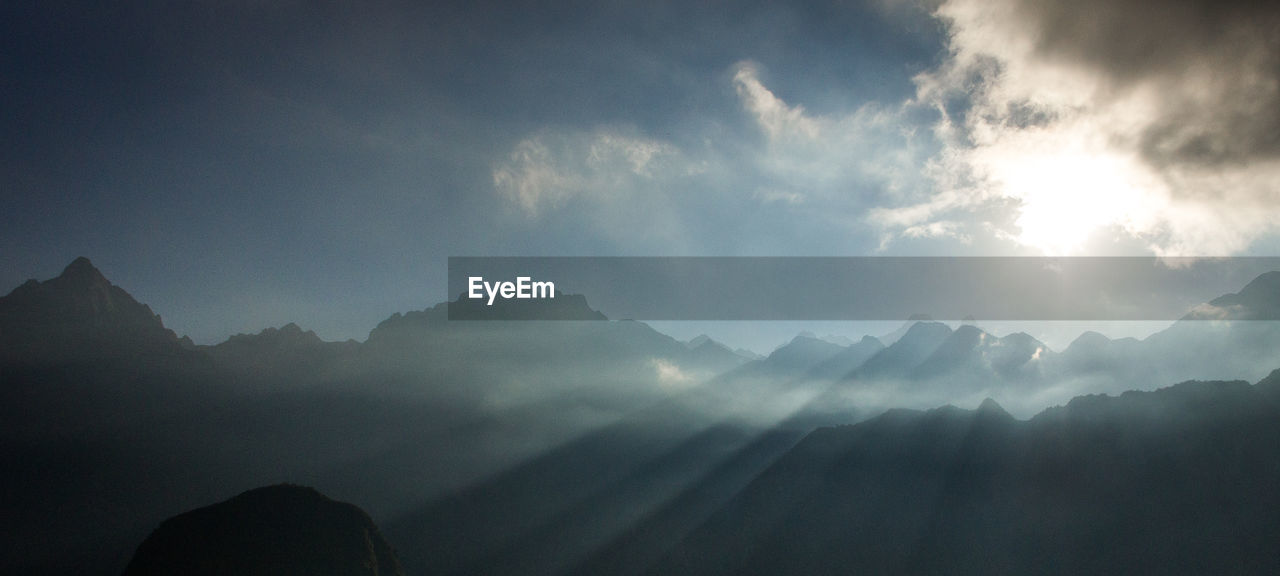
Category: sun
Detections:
[{"x1": 974, "y1": 130, "x2": 1163, "y2": 255}]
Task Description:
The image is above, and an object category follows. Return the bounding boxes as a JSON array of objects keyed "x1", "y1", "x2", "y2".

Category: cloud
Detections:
[
  {"x1": 753, "y1": 187, "x2": 805, "y2": 205},
  {"x1": 651, "y1": 357, "x2": 696, "y2": 389},
  {"x1": 492, "y1": 128, "x2": 681, "y2": 217},
  {"x1": 902, "y1": 220, "x2": 968, "y2": 242},
  {"x1": 733, "y1": 63, "x2": 821, "y2": 142},
  {"x1": 492, "y1": 138, "x2": 584, "y2": 216},
  {"x1": 730, "y1": 62, "x2": 940, "y2": 230},
  {"x1": 490, "y1": 65, "x2": 942, "y2": 253},
  {"x1": 900, "y1": 0, "x2": 1280, "y2": 255}
]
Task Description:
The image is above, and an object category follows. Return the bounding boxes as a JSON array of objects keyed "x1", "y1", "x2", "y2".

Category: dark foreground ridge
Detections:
[
  {"x1": 646, "y1": 374, "x2": 1280, "y2": 576},
  {"x1": 121, "y1": 484, "x2": 403, "y2": 576}
]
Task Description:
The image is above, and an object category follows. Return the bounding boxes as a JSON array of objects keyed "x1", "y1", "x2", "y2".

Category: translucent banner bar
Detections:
[{"x1": 447, "y1": 257, "x2": 1280, "y2": 321}]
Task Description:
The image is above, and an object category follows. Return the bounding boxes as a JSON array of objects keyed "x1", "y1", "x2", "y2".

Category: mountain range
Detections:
[{"x1": 3, "y1": 257, "x2": 1280, "y2": 574}]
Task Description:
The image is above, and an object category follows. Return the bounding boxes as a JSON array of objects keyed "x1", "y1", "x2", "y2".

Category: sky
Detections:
[{"x1": 3, "y1": 0, "x2": 1280, "y2": 348}]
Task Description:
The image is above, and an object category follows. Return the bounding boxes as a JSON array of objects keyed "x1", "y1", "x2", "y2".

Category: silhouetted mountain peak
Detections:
[
  {"x1": 1069, "y1": 330, "x2": 1111, "y2": 350},
  {"x1": 208, "y1": 322, "x2": 359, "y2": 378},
  {"x1": 766, "y1": 333, "x2": 845, "y2": 365},
  {"x1": 713, "y1": 332, "x2": 851, "y2": 383},
  {"x1": 1237, "y1": 271, "x2": 1280, "y2": 300},
  {"x1": 903, "y1": 320, "x2": 953, "y2": 340},
  {"x1": 816, "y1": 333, "x2": 856, "y2": 346},
  {"x1": 976, "y1": 397, "x2": 1012, "y2": 419},
  {"x1": 268, "y1": 322, "x2": 305, "y2": 337},
  {"x1": 5, "y1": 257, "x2": 136, "y2": 315},
  {"x1": 1184, "y1": 270, "x2": 1280, "y2": 320},
  {"x1": 734, "y1": 347, "x2": 764, "y2": 360},
  {"x1": 951, "y1": 323, "x2": 987, "y2": 340},
  {"x1": 443, "y1": 291, "x2": 608, "y2": 321},
  {"x1": 910, "y1": 324, "x2": 987, "y2": 371},
  {"x1": 685, "y1": 334, "x2": 713, "y2": 349},
  {"x1": 682, "y1": 334, "x2": 743, "y2": 359},
  {"x1": 1, "y1": 257, "x2": 184, "y2": 361},
  {"x1": 879, "y1": 315, "x2": 935, "y2": 345},
  {"x1": 368, "y1": 293, "x2": 607, "y2": 340},
  {"x1": 1060, "y1": 330, "x2": 1127, "y2": 369},
  {"x1": 791, "y1": 334, "x2": 885, "y2": 382},
  {"x1": 857, "y1": 334, "x2": 884, "y2": 348},
  {"x1": 997, "y1": 331, "x2": 1038, "y2": 347},
  {"x1": 883, "y1": 321, "x2": 954, "y2": 356},
  {"x1": 852, "y1": 321, "x2": 954, "y2": 379},
  {"x1": 786, "y1": 332, "x2": 822, "y2": 346},
  {"x1": 215, "y1": 323, "x2": 331, "y2": 352},
  {"x1": 689, "y1": 337, "x2": 731, "y2": 355},
  {"x1": 59, "y1": 256, "x2": 108, "y2": 285},
  {"x1": 123, "y1": 484, "x2": 404, "y2": 576},
  {"x1": 1257, "y1": 368, "x2": 1280, "y2": 401}
]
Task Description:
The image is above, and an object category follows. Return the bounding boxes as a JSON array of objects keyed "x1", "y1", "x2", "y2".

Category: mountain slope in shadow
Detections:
[{"x1": 650, "y1": 373, "x2": 1280, "y2": 575}]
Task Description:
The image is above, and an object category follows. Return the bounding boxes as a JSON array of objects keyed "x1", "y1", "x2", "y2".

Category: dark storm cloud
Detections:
[
  {"x1": 1005, "y1": 0, "x2": 1280, "y2": 166},
  {"x1": 896, "y1": 0, "x2": 1280, "y2": 254}
]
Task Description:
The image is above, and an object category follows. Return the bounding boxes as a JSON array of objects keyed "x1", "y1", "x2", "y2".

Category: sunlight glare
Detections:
[{"x1": 979, "y1": 133, "x2": 1160, "y2": 255}]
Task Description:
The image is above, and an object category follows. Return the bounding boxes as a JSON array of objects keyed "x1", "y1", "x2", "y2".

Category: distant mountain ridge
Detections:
[
  {"x1": 5, "y1": 257, "x2": 1280, "y2": 412},
  {"x1": 206, "y1": 323, "x2": 360, "y2": 377}
]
